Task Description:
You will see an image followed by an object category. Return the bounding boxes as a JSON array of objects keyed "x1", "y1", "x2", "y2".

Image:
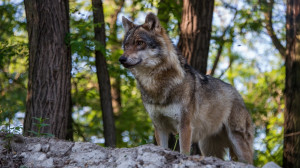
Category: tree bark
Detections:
[
  {"x1": 284, "y1": 0, "x2": 300, "y2": 167},
  {"x1": 178, "y1": 0, "x2": 215, "y2": 74},
  {"x1": 23, "y1": 0, "x2": 72, "y2": 139},
  {"x1": 92, "y1": 0, "x2": 116, "y2": 147},
  {"x1": 111, "y1": 77, "x2": 121, "y2": 115}
]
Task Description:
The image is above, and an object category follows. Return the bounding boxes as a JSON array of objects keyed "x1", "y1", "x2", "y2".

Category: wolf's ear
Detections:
[
  {"x1": 122, "y1": 16, "x2": 135, "y2": 33},
  {"x1": 144, "y1": 13, "x2": 161, "y2": 33}
]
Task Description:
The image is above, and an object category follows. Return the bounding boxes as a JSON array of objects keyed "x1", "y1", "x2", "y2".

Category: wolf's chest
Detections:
[
  {"x1": 144, "y1": 103, "x2": 181, "y2": 131},
  {"x1": 144, "y1": 103, "x2": 181, "y2": 119}
]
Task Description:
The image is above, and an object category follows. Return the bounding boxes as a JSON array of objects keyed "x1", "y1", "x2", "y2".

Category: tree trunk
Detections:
[
  {"x1": 23, "y1": 0, "x2": 72, "y2": 139},
  {"x1": 284, "y1": 0, "x2": 300, "y2": 167},
  {"x1": 107, "y1": 0, "x2": 124, "y2": 116},
  {"x1": 177, "y1": 0, "x2": 215, "y2": 74},
  {"x1": 92, "y1": 0, "x2": 116, "y2": 147},
  {"x1": 111, "y1": 77, "x2": 121, "y2": 115},
  {"x1": 174, "y1": 0, "x2": 215, "y2": 154}
]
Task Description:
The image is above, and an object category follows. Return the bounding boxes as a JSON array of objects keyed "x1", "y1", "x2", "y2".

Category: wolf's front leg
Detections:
[
  {"x1": 155, "y1": 128, "x2": 169, "y2": 149},
  {"x1": 179, "y1": 118, "x2": 192, "y2": 155}
]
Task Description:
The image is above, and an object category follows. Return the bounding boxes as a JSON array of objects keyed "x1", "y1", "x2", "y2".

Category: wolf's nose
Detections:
[{"x1": 119, "y1": 56, "x2": 127, "y2": 64}]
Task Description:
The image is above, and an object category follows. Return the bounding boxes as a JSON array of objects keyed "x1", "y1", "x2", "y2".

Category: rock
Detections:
[
  {"x1": 42, "y1": 144, "x2": 50, "y2": 152},
  {"x1": 0, "y1": 134, "x2": 256, "y2": 168},
  {"x1": 28, "y1": 143, "x2": 42, "y2": 152},
  {"x1": 262, "y1": 161, "x2": 281, "y2": 168},
  {"x1": 37, "y1": 153, "x2": 47, "y2": 161},
  {"x1": 41, "y1": 158, "x2": 54, "y2": 168}
]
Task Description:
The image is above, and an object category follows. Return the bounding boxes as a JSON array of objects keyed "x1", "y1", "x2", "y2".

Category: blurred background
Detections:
[{"x1": 0, "y1": 0, "x2": 286, "y2": 167}]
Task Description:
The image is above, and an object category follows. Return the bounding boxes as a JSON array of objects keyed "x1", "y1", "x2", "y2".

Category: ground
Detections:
[{"x1": 0, "y1": 133, "x2": 256, "y2": 168}]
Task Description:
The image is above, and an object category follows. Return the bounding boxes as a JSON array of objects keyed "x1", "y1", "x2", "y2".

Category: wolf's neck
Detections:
[
  {"x1": 134, "y1": 63, "x2": 184, "y2": 87},
  {"x1": 131, "y1": 48, "x2": 185, "y2": 102}
]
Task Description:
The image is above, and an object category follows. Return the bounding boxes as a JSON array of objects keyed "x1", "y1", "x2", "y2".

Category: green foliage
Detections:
[
  {"x1": 156, "y1": 0, "x2": 182, "y2": 31},
  {"x1": 0, "y1": 1, "x2": 26, "y2": 41},
  {"x1": 0, "y1": 42, "x2": 28, "y2": 127},
  {"x1": 115, "y1": 81, "x2": 153, "y2": 147},
  {"x1": 0, "y1": 1, "x2": 28, "y2": 129},
  {"x1": 0, "y1": 116, "x2": 22, "y2": 151},
  {"x1": 68, "y1": 0, "x2": 154, "y2": 147},
  {"x1": 222, "y1": 54, "x2": 284, "y2": 167},
  {"x1": 0, "y1": 0, "x2": 286, "y2": 167},
  {"x1": 173, "y1": 134, "x2": 179, "y2": 151},
  {"x1": 209, "y1": 1, "x2": 285, "y2": 166},
  {"x1": 245, "y1": 66, "x2": 284, "y2": 167},
  {"x1": 27, "y1": 117, "x2": 54, "y2": 137}
]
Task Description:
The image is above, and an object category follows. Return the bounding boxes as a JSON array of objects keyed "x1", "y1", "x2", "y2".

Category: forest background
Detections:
[{"x1": 0, "y1": 0, "x2": 289, "y2": 167}]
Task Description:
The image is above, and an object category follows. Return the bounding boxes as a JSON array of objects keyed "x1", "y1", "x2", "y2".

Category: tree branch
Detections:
[
  {"x1": 108, "y1": 0, "x2": 125, "y2": 36},
  {"x1": 210, "y1": 10, "x2": 238, "y2": 76},
  {"x1": 210, "y1": 43, "x2": 223, "y2": 76},
  {"x1": 1, "y1": 70, "x2": 26, "y2": 90},
  {"x1": 218, "y1": 59, "x2": 232, "y2": 79},
  {"x1": 262, "y1": 0, "x2": 286, "y2": 58}
]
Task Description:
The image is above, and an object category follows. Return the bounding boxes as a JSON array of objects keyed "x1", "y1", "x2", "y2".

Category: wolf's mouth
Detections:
[{"x1": 123, "y1": 59, "x2": 142, "y2": 68}]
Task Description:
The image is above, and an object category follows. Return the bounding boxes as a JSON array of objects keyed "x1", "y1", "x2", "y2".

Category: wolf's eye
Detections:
[{"x1": 136, "y1": 41, "x2": 144, "y2": 46}]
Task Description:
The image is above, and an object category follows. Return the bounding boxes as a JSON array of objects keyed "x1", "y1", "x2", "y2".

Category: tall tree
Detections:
[
  {"x1": 284, "y1": 0, "x2": 300, "y2": 167},
  {"x1": 178, "y1": 0, "x2": 215, "y2": 74},
  {"x1": 23, "y1": 0, "x2": 72, "y2": 139},
  {"x1": 92, "y1": 0, "x2": 116, "y2": 147}
]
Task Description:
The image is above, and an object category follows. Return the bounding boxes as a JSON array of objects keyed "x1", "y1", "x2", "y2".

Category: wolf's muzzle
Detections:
[
  {"x1": 119, "y1": 55, "x2": 142, "y2": 68},
  {"x1": 119, "y1": 56, "x2": 127, "y2": 64}
]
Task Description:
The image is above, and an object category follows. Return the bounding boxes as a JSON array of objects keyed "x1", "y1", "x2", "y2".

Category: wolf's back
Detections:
[{"x1": 185, "y1": 66, "x2": 251, "y2": 139}]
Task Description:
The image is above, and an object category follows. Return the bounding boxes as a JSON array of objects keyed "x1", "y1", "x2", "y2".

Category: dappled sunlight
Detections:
[{"x1": 0, "y1": 0, "x2": 290, "y2": 167}]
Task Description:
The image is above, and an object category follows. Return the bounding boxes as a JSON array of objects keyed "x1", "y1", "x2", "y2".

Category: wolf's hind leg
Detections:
[
  {"x1": 227, "y1": 104, "x2": 254, "y2": 164},
  {"x1": 226, "y1": 126, "x2": 253, "y2": 164},
  {"x1": 198, "y1": 126, "x2": 230, "y2": 159}
]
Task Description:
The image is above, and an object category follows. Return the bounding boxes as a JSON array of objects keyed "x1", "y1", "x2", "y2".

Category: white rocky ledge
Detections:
[{"x1": 0, "y1": 134, "x2": 256, "y2": 168}]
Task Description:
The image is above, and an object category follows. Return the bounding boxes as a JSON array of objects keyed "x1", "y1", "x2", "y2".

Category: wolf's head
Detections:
[{"x1": 119, "y1": 13, "x2": 179, "y2": 69}]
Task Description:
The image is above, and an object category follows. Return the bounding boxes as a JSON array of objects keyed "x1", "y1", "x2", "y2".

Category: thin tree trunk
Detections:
[
  {"x1": 111, "y1": 77, "x2": 121, "y2": 115},
  {"x1": 284, "y1": 0, "x2": 300, "y2": 167},
  {"x1": 178, "y1": 0, "x2": 215, "y2": 74},
  {"x1": 92, "y1": 0, "x2": 116, "y2": 147},
  {"x1": 108, "y1": 0, "x2": 124, "y2": 116},
  {"x1": 23, "y1": 0, "x2": 71, "y2": 139}
]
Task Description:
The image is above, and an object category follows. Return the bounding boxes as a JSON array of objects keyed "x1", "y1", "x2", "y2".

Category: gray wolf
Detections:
[{"x1": 119, "y1": 13, "x2": 254, "y2": 164}]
